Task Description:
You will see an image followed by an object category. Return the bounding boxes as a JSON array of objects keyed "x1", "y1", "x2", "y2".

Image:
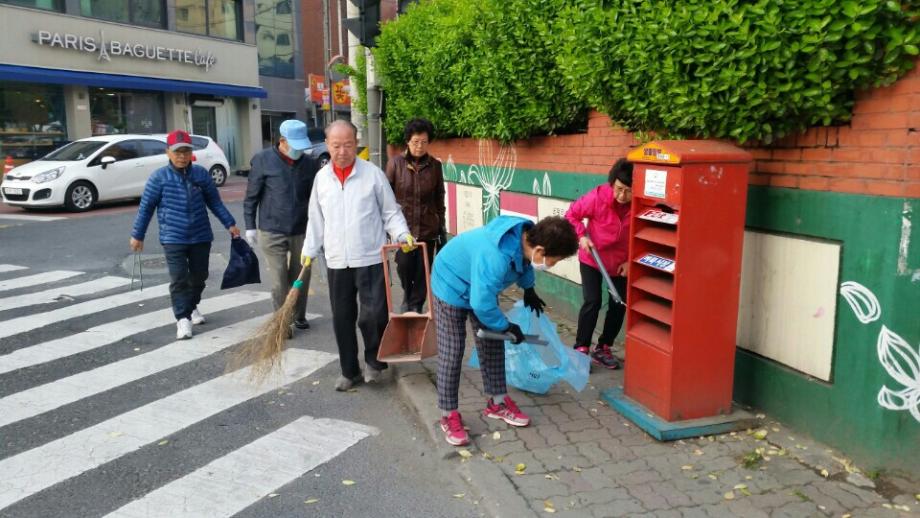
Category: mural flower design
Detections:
[
  {"x1": 467, "y1": 141, "x2": 516, "y2": 221},
  {"x1": 443, "y1": 155, "x2": 460, "y2": 182},
  {"x1": 532, "y1": 172, "x2": 552, "y2": 196},
  {"x1": 839, "y1": 281, "x2": 881, "y2": 324},
  {"x1": 876, "y1": 325, "x2": 920, "y2": 423}
]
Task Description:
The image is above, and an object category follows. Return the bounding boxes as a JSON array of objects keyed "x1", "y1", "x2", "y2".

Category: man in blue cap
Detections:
[{"x1": 244, "y1": 120, "x2": 320, "y2": 332}]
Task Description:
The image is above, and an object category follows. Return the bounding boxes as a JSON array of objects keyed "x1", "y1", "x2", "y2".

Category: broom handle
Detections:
[{"x1": 292, "y1": 265, "x2": 310, "y2": 290}]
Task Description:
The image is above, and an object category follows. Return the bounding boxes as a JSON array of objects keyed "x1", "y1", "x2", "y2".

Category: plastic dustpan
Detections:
[{"x1": 377, "y1": 242, "x2": 437, "y2": 362}]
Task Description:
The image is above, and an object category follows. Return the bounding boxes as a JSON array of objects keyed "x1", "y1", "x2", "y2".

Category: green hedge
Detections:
[{"x1": 374, "y1": 0, "x2": 920, "y2": 144}]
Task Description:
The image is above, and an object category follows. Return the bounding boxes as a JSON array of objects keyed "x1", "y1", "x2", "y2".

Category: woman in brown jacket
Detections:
[{"x1": 385, "y1": 118, "x2": 446, "y2": 313}]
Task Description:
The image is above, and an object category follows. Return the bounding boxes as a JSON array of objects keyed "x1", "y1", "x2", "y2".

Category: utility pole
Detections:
[
  {"x1": 322, "y1": 0, "x2": 333, "y2": 126},
  {"x1": 346, "y1": 0, "x2": 366, "y2": 147},
  {"x1": 365, "y1": 47, "x2": 382, "y2": 168}
]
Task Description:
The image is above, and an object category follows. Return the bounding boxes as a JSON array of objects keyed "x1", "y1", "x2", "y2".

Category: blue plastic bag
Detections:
[{"x1": 470, "y1": 301, "x2": 590, "y2": 394}]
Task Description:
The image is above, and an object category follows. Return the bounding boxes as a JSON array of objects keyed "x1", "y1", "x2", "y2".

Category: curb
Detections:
[{"x1": 392, "y1": 363, "x2": 538, "y2": 518}]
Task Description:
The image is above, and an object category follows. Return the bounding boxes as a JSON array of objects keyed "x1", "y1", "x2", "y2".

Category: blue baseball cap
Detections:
[{"x1": 279, "y1": 119, "x2": 311, "y2": 150}]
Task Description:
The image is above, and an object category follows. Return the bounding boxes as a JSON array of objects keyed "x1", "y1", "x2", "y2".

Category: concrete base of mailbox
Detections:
[{"x1": 601, "y1": 387, "x2": 757, "y2": 441}]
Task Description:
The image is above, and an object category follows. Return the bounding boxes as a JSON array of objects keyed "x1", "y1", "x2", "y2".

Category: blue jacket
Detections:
[
  {"x1": 131, "y1": 162, "x2": 236, "y2": 245},
  {"x1": 431, "y1": 216, "x2": 535, "y2": 331}
]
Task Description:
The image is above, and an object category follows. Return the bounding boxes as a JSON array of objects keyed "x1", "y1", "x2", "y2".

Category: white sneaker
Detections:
[
  {"x1": 191, "y1": 308, "x2": 206, "y2": 325},
  {"x1": 176, "y1": 318, "x2": 193, "y2": 340}
]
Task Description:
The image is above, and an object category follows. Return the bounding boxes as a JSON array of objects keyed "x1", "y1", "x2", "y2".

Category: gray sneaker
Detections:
[
  {"x1": 335, "y1": 374, "x2": 361, "y2": 392},
  {"x1": 364, "y1": 366, "x2": 382, "y2": 384}
]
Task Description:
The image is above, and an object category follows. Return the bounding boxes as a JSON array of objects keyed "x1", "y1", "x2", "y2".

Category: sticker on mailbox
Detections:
[
  {"x1": 644, "y1": 169, "x2": 667, "y2": 199},
  {"x1": 638, "y1": 253, "x2": 675, "y2": 273},
  {"x1": 638, "y1": 208, "x2": 678, "y2": 225}
]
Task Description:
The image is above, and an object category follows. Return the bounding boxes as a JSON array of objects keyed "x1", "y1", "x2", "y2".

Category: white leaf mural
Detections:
[
  {"x1": 839, "y1": 281, "x2": 881, "y2": 324},
  {"x1": 876, "y1": 325, "x2": 920, "y2": 423},
  {"x1": 466, "y1": 141, "x2": 516, "y2": 221}
]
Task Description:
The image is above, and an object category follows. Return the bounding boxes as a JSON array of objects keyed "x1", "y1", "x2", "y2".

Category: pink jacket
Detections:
[{"x1": 565, "y1": 183, "x2": 631, "y2": 274}]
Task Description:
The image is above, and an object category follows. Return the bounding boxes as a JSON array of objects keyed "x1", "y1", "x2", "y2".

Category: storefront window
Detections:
[
  {"x1": 80, "y1": 0, "x2": 165, "y2": 28},
  {"x1": 256, "y1": 0, "x2": 295, "y2": 78},
  {"x1": 0, "y1": 82, "x2": 67, "y2": 162},
  {"x1": 176, "y1": 0, "x2": 241, "y2": 41},
  {"x1": 89, "y1": 88, "x2": 165, "y2": 136},
  {"x1": 0, "y1": 0, "x2": 63, "y2": 11}
]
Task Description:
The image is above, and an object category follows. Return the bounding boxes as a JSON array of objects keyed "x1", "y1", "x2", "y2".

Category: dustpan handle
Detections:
[{"x1": 380, "y1": 242, "x2": 431, "y2": 317}]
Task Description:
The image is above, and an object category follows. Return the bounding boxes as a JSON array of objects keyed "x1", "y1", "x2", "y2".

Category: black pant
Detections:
[
  {"x1": 327, "y1": 263, "x2": 389, "y2": 378},
  {"x1": 394, "y1": 239, "x2": 436, "y2": 312},
  {"x1": 575, "y1": 262, "x2": 627, "y2": 348},
  {"x1": 162, "y1": 242, "x2": 211, "y2": 320}
]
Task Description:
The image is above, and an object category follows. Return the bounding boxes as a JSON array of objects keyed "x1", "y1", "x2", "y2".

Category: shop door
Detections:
[{"x1": 192, "y1": 107, "x2": 217, "y2": 141}]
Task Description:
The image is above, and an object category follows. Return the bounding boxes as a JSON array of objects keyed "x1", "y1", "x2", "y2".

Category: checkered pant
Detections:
[{"x1": 434, "y1": 295, "x2": 506, "y2": 411}]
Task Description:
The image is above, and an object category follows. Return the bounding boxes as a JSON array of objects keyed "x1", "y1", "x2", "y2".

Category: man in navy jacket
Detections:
[{"x1": 130, "y1": 130, "x2": 240, "y2": 340}]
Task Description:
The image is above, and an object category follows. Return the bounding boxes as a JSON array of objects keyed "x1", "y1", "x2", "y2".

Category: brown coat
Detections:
[{"x1": 385, "y1": 152, "x2": 446, "y2": 241}]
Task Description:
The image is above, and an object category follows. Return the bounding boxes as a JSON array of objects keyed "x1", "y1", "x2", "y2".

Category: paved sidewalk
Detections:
[{"x1": 393, "y1": 290, "x2": 919, "y2": 518}]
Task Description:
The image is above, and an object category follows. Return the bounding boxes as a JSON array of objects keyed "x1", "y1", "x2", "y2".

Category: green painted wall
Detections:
[{"x1": 446, "y1": 161, "x2": 920, "y2": 475}]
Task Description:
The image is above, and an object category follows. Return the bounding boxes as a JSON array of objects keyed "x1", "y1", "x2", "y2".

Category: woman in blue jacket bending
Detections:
[{"x1": 430, "y1": 215, "x2": 578, "y2": 446}]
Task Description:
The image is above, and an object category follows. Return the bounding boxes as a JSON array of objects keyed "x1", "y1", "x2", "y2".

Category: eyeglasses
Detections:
[{"x1": 408, "y1": 139, "x2": 429, "y2": 146}]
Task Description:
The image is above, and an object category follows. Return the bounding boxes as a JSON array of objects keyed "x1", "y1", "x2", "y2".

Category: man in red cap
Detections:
[{"x1": 130, "y1": 130, "x2": 240, "y2": 340}]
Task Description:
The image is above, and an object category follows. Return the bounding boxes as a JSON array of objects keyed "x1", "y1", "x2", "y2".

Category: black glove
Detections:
[
  {"x1": 504, "y1": 323, "x2": 525, "y2": 345},
  {"x1": 523, "y1": 287, "x2": 546, "y2": 316}
]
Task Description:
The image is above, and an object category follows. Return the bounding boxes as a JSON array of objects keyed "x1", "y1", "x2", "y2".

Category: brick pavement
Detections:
[{"x1": 394, "y1": 291, "x2": 920, "y2": 518}]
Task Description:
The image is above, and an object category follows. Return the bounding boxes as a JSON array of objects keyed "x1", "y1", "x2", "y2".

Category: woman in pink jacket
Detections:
[{"x1": 564, "y1": 159, "x2": 633, "y2": 369}]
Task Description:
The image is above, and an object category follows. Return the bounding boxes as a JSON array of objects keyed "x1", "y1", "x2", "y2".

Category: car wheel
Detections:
[
  {"x1": 318, "y1": 154, "x2": 330, "y2": 168},
  {"x1": 209, "y1": 165, "x2": 227, "y2": 187},
  {"x1": 64, "y1": 181, "x2": 97, "y2": 212}
]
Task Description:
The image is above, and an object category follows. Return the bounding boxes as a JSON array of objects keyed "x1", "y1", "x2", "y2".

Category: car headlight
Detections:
[{"x1": 32, "y1": 167, "x2": 65, "y2": 184}]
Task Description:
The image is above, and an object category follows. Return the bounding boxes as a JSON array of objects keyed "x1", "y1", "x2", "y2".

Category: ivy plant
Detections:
[{"x1": 333, "y1": 46, "x2": 369, "y2": 125}]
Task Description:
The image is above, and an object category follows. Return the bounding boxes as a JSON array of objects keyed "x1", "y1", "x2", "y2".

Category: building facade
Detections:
[{"x1": 0, "y1": 0, "x2": 308, "y2": 171}]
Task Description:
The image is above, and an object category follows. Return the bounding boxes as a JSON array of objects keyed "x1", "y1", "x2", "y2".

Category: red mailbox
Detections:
[{"x1": 621, "y1": 140, "x2": 751, "y2": 422}]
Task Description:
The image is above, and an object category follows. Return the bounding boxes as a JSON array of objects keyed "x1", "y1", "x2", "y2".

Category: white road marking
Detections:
[
  {"x1": 0, "y1": 270, "x2": 82, "y2": 292},
  {"x1": 106, "y1": 416, "x2": 377, "y2": 518},
  {"x1": 0, "y1": 316, "x2": 268, "y2": 427},
  {"x1": 0, "y1": 276, "x2": 131, "y2": 312},
  {"x1": 0, "y1": 348, "x2": 338, "y2": 511},
  {"x1": 0, "y1": 283, "x2": 171, "y2": 341},
  {"x1": 0, "y1": 290, "x2": 280, "y2": 374},
  {"x1": 0, "y1": 265, "x2": 28, "y2": 273},
  {"x1": 0, "y1": 214, "x2": 66, "y2": 222}
]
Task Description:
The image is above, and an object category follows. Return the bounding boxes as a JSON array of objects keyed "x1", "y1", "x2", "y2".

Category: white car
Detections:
[{"x1": 1, "y1": 134, "x2": 230, "y2": 212}]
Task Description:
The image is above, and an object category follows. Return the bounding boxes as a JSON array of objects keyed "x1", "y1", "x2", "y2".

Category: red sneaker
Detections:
[
  {"x1": 483, "y1": 396, "x2": 530, "y2": 427},
  {"x1": 440, "y1": 410, "x2": 470, "y2": 446},
  {"x1": 591, "y1": 344, "x2": 622, "y2": 370}
]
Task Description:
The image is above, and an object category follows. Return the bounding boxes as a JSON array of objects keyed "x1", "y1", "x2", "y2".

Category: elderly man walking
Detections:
[
  {"x1": 301, "y1": 121, "x2": 415, "y2": 391},
  {"x1": 244, "y1": 120, "x2": 320, "y2": 332},
  {"x1": 130, "y1": 130, "x2": 239, "y2": 340}
]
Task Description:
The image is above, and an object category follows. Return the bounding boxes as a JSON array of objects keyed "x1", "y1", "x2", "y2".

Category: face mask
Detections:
[
  {"x1": 531, "y1": 248, "x2": 550, "y2": 271},
  {"x1": 284, "y1": 147, "x2": 304, "y2": 160}
]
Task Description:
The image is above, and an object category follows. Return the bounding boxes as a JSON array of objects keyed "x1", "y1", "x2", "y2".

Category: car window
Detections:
[
  {"x1": 191, "y1": 136, "x2": 209, "y2": 150},
  {"x1": 42, "y1": 141, "x2": 107, "y2": 161},
  {"x1": 139, "y1": 139, "x2": 167, "y2": 157},
  {"x1": 94, "y1": 141, "x2": 141, "y2": 165}
]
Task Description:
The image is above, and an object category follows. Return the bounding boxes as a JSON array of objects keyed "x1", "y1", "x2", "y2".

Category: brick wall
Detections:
[{"x1": 415, "y1": 65, "x2": 920, "y2": 199}]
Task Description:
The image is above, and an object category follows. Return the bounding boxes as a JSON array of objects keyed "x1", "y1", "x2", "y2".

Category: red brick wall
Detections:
[{"x1": 416, "y1": 65, "x2": 920, "y2": 199}]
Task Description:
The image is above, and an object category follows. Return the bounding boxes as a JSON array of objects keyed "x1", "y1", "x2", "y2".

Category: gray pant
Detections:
[{"x1": 258, "y1": 230, "x2": 310, "y2": 320}]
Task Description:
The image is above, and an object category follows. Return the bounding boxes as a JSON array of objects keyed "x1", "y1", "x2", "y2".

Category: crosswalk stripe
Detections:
[
  {"x1": 0, "y1": 265, "x2": 28, "y2": 273},
  {"x1": 0, "y1": 290, "x2": 273, "y2": 375},
  {"x1": 0, "y1": 276, "x2": 131, "y2": 312},
  {"x1": 0, "y1": 283, "x2": 171, "y2": 341},
  {"x1": 0, "y1": 316, "x2": 268, "y2": 427},
  {"x1": 0, "y1": 270, "x2": 83, "y2": 292},
  {"x1": 106, "y1": 416, "x2": 378, "y2": 518},
  {"x1": 0, "y1": 214, "x2": 66, "y2": 222},
  {"x1": 0, "y1": 348, "x2": 338, "y2": 511}
]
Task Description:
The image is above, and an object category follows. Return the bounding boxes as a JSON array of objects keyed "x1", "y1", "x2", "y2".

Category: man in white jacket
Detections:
[{"x1": 302, "y1": 120, "x2": 414, "y2": 391}]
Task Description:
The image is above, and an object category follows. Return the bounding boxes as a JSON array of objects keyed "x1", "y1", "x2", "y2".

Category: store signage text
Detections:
[{"x1": 32, "y1": 30, "x2": 217, "y2": 71}]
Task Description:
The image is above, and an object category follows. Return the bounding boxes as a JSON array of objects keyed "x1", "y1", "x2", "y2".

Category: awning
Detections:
[{"x1": 0, "y1": 64, "x2": 267, "y2": 98}]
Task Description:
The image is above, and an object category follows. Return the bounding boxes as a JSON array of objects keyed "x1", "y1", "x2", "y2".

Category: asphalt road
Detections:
[{"x1": 0, "y1": 188, "x2": 483, "y2": 518}]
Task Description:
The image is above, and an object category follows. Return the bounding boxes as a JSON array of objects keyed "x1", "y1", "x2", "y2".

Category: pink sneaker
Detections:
[
  {"x1": 483, "y1": 396, "x2": 530, "y2": 427},
  {"x1": 574, "y1": 345, "x2": 589, "y2": 355},
  {"x1": 440, "y1": 410, "x2": 470, "y2": 446}
]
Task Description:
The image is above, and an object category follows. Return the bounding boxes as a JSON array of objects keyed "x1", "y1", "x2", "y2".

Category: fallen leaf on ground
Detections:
[
  {"x1": 267, "y1": 493, "x2": 279, "y2": 498},
  {"x1": 342, "y1": 480, "x2": 355, "y2": 486},
  {"x1": 458, "y1": 449, "x2": 472, "y2": 459},
  {"x1": 545, "y1": 474, "x2": 559, "y2": 480},
  {"x1": 312, "y1": 381, "x2": 320, "y2": 385},
  {"x1": 915, "y1": 494, "x2": 920, "y2": 502},
  {"x1": 708, "y1": 474, "x2": 718, "y2": 480},
  {"x1": 157, "y1": 440, "x2": 169, "y2": 446},
  {"x1": 733, "y1": 484, "x2": 747, "y2": 490},
  {"x1": 895, "y1": 505, "x2": 911, "y2": 512},
  {"x1": 724, "y1": 491, "x2": 735, "y2": 500},
  {"x1": 745, "y1": 475, "x2": 753, "y2": 480},
  {"x1": 572, "y1": 465, "x2": 582, "y2": 472},
  {"x1": 108, "y1": 431, "x2": 123, "y2": 438},
  {"x1": 453, "y1": 493, "x2": 465, "y2": 499},
  {"x1": 752, "y1": 429, "x2": 768, "y2": 440},
  {"x1": 693, "y1": 449, "x2": 704, "y2": 456},
  {"x1": 543, "y1": 500, "x2": 556, "y2": 513},
  {"x1": 492, "y1": 431, "x2": 501, "y2": 440},
  {"x1": 133, "y1": 347, "x2": 140, "y2": 352},
  {"x1": 820, "y1": 468, "x2": 829, "y2": 478},
  {"x1": 771, "y1": 427, "x2": 780, "y2": 432},
  {"x1": 515, "y1": 463, "x2": 526, "y2": 474},
  {"x1": 882, "y1": 503, "x2": 893, "y2": 509},
  {"x1": 681, "y1": 465, "x2": 694, "y2": 471},
  {"x1": 304, "y1": 498, "x2": 318, "y2": 504},
  {"x1": 346, "y1": 388, "x2": 358, "y2": 393},
  {"x1": 755, "y1": 413, "x2": 765, "y2": 419}
]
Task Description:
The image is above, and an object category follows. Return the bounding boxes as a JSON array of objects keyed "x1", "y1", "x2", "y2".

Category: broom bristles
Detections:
[{"x1": 229, "y1": 287, "x2": 301, "y2": 384}]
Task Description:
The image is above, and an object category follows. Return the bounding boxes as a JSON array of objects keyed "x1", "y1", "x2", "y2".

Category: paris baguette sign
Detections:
[{"x1": 31, "y1": 29, "x2": 217, "y2": 71}]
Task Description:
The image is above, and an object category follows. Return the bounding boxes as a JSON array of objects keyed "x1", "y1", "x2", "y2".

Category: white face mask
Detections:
[
  {"x1": 284, "y1": 147, "x2": 304, "y2": 160},
  {"x1": 531, "y1": 248, "x2": 550, "y2": 271}
]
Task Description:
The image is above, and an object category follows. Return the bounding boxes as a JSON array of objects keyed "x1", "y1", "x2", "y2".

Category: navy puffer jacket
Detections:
[{"x1": 131, "y1": 162, "x2": 236, "y2": 244}]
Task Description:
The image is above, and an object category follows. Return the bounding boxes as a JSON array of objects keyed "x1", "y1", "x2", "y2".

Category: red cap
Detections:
[{"x1": 166, "y1": 130, "x2": 193, "y2": 151}]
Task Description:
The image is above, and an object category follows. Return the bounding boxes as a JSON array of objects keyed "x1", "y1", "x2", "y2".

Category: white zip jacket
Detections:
[{"x1": 303, "y1": 158, "x2": 410, "y2": 269}]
